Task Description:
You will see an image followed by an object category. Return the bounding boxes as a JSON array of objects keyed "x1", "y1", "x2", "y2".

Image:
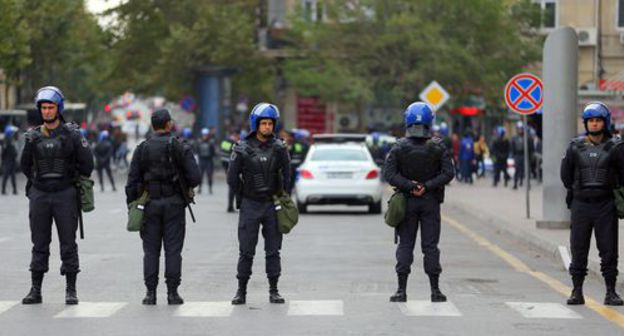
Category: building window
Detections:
[
  {"x1": 533, "y1": 0, "x2": 558, "y2": 29},
  {"x1": 618, "y1": 0, "x2": 624, "y2": 29},
  {"x1": 302, "y1": 0, "x2": 324, "y2": 22}
]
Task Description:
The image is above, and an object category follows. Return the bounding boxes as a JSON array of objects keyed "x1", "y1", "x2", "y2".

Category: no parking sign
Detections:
[{"x1": 504, "y1": 73, "x2": 543, "y2": 115}]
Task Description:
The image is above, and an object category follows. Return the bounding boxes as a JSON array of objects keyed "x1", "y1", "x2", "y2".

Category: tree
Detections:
[
  {"x1": 106, "y1": 0, "x2": 273, "y2": 102},
  {"x1": 0, "y1": 0, "x2": 31, "y2": 107},
  {"x1": 284, "y1": 0, "x2": 542, "y2": 112}
]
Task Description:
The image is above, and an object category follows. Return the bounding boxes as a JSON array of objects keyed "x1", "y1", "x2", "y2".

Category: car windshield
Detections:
[{"x1": 310, "y1": 148, "x2": 368, "y2": 161}]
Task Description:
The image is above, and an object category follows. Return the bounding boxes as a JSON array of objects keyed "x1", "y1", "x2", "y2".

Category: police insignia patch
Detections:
[{"x1": 81, "y1": 138, "x2": 88, "y2": 148}]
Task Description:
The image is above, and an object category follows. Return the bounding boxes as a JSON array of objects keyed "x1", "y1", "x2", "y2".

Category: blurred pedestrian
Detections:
[
  {"x1": 458, "y1": 131, "x2": 474, "y2": 184},
  {"x1": 94, "y1": 130, "x2": 116, "y2": 192},
  {"x1": 490, "y1": 126, "x2": 511, "y2": 187},
  {"x1": 1, "y1": 125, "x2": 19, "y2": 195}
]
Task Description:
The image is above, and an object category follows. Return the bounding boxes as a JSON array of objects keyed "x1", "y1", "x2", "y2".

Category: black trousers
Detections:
[
  {"x1": 96, "y1": 162, "x2": 116, "y2": 191},
  {"x1": 513, "y1": 156, "x2": 524, "y2": 186},
  {"x1": 395, "y1": 196, "x2": 442, "y2": 276},
  {"x1": 236, "y1": 197, "x2": 283, "y2": 279},
  {"x1": 28, "y1": 186, "x2": 80, "y2": 275},
  {"x1": 569, "y1": 198, "x2": 619, "y2": 278},
  {"x1": 2, "y1": 161, "x2": 17, "y2": 193},
  {"x1": 199, "y1": 158, "x2": 214, "y2": 191},
  {"x1": 141, "y1": 195, "x2": 186, "y2": 289},
  {"x1": 493, "y1": 161, "x2": 510, "y2": 186},
  {"x1": 222, "y1": 161, "x2": 234, "y2": 209}
]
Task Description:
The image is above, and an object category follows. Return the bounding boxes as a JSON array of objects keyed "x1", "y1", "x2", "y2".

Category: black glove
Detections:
[
  {"x1": 566, "y1": 189, "x2": 573, "y2": 209},
  {"x1": 25, "y1": 179, "x2": 32, "y2": 198}
]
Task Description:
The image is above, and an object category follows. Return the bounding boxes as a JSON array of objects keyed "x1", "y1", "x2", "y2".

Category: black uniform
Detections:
[
  {"x1": 220, "y1": 137, "x2": 237, "y2": 211},
  {"x1": 384, "y1": 137, "x2": 454, "y2": 277},
  {"x1": 288, "y1": 140, "x2": 309, "y2": 193},
  {"x1": 94, "y1": 139, "x2": 116, "y2": 191},
  {"x1": 560, "y1": 136, "x2": 623, "y2": 281},
  {"x1": 21, "y1": 123, "x2": 94, "y2": 276},
  {"x1": 196, "y1": 138, "x2": 216, "y2": 194},
  {"x1": 126, "y1": 132, "x2": 200, "y2": 293},
  {"x1": 227, "y1": 135, "x2": 290, "y2": 283},
  {"x1": 511, "y1": 134, "x2": 534, "y2": 189},
  {"x1": 2, "y1": 136, "x2": 18, "y2": 195},
  {"x1": 491, "y1": 136, "x2": 511, "y2": 187}
]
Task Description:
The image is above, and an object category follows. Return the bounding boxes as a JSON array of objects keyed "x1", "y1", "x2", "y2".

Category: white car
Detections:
[{"x1": 294, "y1": 143, "x2": 384, "y2": 214}]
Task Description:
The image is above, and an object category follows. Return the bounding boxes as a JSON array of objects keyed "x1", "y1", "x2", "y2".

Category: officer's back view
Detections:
[
  {"x1": 125, "y1": 109, "x2": 200, "y2": 305},
  {"x1": 227, "y1": 103, "x2": 290, "y2": 305},
  {"x1": 383, "y1": 102, "x2": 454, "y2": 303}
]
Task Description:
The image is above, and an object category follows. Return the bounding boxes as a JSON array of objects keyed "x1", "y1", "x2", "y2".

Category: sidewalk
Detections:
[{"x1": 443, "y1": 177, "x2": 624, "y2": 278}]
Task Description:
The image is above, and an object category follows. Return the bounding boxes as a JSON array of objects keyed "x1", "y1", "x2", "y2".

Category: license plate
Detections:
[{"x1": 326, "y1": 172, "x2": 353, "y2": 179}]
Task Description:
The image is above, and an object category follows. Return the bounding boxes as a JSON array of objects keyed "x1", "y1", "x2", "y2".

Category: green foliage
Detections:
[
  {"x1": 106, "y1": 0, "x2": 272, "y2": 101},
  {"x1": 284, "y1": 0, "x2": 542, "y2": 109}
]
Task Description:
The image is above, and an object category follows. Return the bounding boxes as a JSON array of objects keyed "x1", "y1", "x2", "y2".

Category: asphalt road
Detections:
[{"x1": 0, "y1": 173, "x2": 623, "y2": 335}]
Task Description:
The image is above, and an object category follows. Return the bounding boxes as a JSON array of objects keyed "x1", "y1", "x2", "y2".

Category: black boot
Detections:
[
  {"x1": 22, "y1": 272, "x2": 43, "y2": 304},
  {"x1": 65, "y1": 273, "x2": 79, "y2": 305},
  {"x1": 604, "y1": 276, "x2": 624, "y2": 306},
  {"x1": 390, "y1": 273, "x2": 408, "y2": 302},
  {"x1": 567, "y1": 276, "x2": 585, "y2": 305},
  {"x1": 142, "y1": 288, "x2": 156, "y2": 305},
  {"x1": 231, "y1": 278, "x2": 248, "y2": 305},
  {"x1": 268, "y1": 277, "x2": 285, "y2": 304},
  {"x1": 429, "y1": 274, "x2": 447, "y2": 302},
  {"x1": 167, "y1": 286, "x2": 184, "y2": 305}
]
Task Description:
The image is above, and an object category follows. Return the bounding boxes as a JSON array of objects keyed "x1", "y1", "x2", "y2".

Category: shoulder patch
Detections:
[{"x1": 81, "y1": 137, "x2": 89, "y2": 148}]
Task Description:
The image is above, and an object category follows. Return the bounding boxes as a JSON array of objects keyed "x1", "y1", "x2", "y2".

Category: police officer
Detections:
[
  {"x1": 94, "y1": 130, "x2": 117, "y2": 192},
  {"x1": 511, "y1": 122, "x2": 534, "y2": 190},
  {"x1": 2, "y1": 125, "x2": 19, "y2": 195},
  {"x1": 21, "y1": 86, "x2": 94, "y2": 305},
  {"x1": 383, "y1": 102, "x2": 454, "y2": 303},
  {"x1": 561, "y1": 102, "x2": 624, "y2": 306},
  {"x1": 220, "y1": 130, "x2": 239, "y2": 212},
  {"x1": 196, "y1": 128, "x2": 216, "y2": 194},
  {"x1": 125, "y1": 109, "x2": 200, "y2": 305},
  {"x1": 288, "y1": 129, "x2": 309, "y2": 193},
  {"x1": 491, "y1": 126, "x2": 511, "y2": 187},
  {"x1": 227, "y1": 103, "x2": 290, "y2": 305}
]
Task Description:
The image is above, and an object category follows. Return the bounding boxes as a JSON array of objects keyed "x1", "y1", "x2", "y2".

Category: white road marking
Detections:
[
  {"x1": 174, "y1": 302, "x2": 233, "y2": 317},
  {"x1": 287, "y1": 300, "x2": 344, "y2": 316},
  {"x1": 54, "y1": 302, "x2": 127, "y2": 318},
  {"x1": 398, "y1": 300, "x2": 462, "y2": 317},
  {"x1": 0, "y1": 301, "x2": 18, "y2": 315},
  {"x1": 505, "y1": 302, "x2": 582, "y2": 319}
]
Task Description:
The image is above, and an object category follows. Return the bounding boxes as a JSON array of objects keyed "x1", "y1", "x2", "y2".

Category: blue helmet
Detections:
[
  {"x1": 249, "y1": 103, "x2": 280, "y2": 133},
  {"x1": 98, "y1": 130, "x2": 109, "y2": 142},
  {"x1": 201, "y1": 128, "x2": 210, "y2": 136},
  {"x1": 404, "y1": 102, "x2": 434, "y2": 138},
  {"x1": 79, "y1": 128, "x2": 88, "y2": 137},
  {"x1": 496, "y1": 126, "x2": 506, "y2": 137},
  {"x1": 371, "y1": 132, "x2": 380, "y2": 142},
  {"x1": 182, "y1": 128, "x2": 193, "y2": 139},
  {"x1": 35, "y1": 86, "x2": 64, "y2": 114},
  {"x1": 4, "y1": 125, "x2": 16, "y2": 137},
  {"x1": 582, "y1": 102, "x2": 611, "y2": 133}
]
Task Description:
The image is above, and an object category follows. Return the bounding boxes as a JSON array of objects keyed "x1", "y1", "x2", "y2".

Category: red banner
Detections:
[{"x1": 297, "y1": 96, "x2": 326, "y2": 134}]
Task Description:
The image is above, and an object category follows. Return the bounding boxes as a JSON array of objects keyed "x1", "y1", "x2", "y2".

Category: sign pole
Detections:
[{"x1": 523, "y1": 115, "x2": 531, "y2": 219}]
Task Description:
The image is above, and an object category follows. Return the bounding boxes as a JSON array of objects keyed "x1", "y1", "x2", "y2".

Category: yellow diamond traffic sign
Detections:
[{"x1": 419, "y1": 81, "x2": 450, "y2": 111}]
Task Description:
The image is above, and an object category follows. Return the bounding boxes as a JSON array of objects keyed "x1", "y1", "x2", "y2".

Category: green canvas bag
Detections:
[
  {"x1": 76, "y1": 176, "x2": 95, "y2": 212},
  {"x1": 614, "y1": 187, "x2": 624, "y2": 219},
  {"x1": 384, "y1": 190, "x2": 407, "y2": 228},
  {"x1": 273, "y1": 191, "x2": 299, "y2": 234},
  {"x1": 127, "y1": 191, "x2": 150, "y2": 232}
]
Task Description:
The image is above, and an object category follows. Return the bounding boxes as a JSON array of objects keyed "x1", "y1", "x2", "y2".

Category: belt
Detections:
[
  {"x1": 575, "y1": 195, "x2": 612, "y2": 204},
  {"x1": 147, "y1": 181, "x2": 179, "y2": 199}
]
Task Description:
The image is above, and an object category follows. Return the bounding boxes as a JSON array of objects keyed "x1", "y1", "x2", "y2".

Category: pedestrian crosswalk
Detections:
[{"x1": 0, "y1": 299, "x2": 590, "y2": 320}]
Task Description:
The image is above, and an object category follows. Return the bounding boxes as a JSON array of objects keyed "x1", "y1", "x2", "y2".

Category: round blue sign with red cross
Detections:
[{"x1": 504, "y1": 73, "x2": 543, "y2": 115}]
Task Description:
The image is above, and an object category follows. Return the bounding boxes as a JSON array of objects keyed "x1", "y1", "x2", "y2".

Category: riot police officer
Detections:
[
  {"x1": 220, "y1": 130, "x2": 239, "y2": 212},
  {"x1": 125, "y1": 109, "x2": 200, "y2": 305},
  {"x1": 288, "y1": 129, "x2": 309, "y2": 193},
  {"x1": 383, "y1": 102, "x2": 454, "y2": 303},
  {"x1": 196, "y1": 128, "x2": 216, "y2": 194},
  {"x1": 491, "y1": 126, "x2": 511, "y2": 187},
  {"x1": 227, "y1": 103, "x2": 290, "y2": 305},
  {"x1": 561, "y1": 102, "x2": 624, "y2": 306},
  {"x1": 94, "y1": 130, "x2": 117, "y2": 192},
  {"x1": 2, "y1": 125, "x2": 19, "y2": 195},
  {"x1": 21, "y1": 86, "x2": 94, "y2": 305}
]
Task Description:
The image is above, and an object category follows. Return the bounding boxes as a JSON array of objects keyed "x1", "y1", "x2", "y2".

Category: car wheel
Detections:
[
  {"x1": 369, "y1": 200, "x2": 382, "y2": 214},
  {"x1": 297, "y1": 201, "x2": 307, "y2": 214}
]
